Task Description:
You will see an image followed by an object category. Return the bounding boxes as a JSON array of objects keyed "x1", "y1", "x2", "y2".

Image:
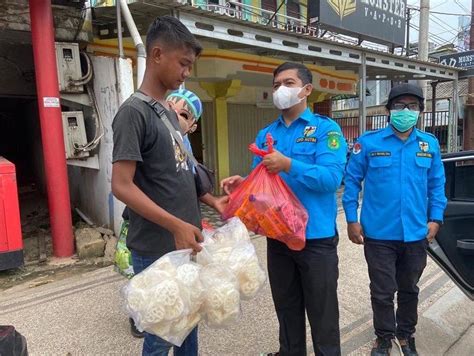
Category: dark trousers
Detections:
[
  {"x1": 364, "y1": 238, "x2": 428, "y2": 340},
  {"x1": 267, "y1": 237, "x2": 341, "y2": 356}
]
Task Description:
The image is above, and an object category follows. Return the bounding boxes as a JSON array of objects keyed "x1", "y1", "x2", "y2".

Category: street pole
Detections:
[
  {"x1": 418, "y1": 0, "x2": 429, "y2": 63},
  {"x1": 465, "y1": 0, "x2": 474, "y2": 150},
  {"x1": 117, "y1": 0, "x2": 124, "y2": 58},
  {"x1": 431, "y1": 81, "x2": 437, "y2": 134},
  {"x1": 359, "y1": 53, "x2": 367, "y2": 136},
  {"x1": 449, "y1": 78, "x2": 459, "y2": 152},
  {"x1": 417, "y1": 0, "x2": 429, "y2": 130},
  {"x1": 406, "y1": 7, "x2": 410, "y2": 57},
  {"x1": 28, "y1": 0, "x2": 74, "y2": 257}
]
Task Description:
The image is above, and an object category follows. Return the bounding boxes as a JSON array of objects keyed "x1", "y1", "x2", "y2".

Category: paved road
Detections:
[{"x1": 0, "y1": 213, "x2": 472, "y2": 355}]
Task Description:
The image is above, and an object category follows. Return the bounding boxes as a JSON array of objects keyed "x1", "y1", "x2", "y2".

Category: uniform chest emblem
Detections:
[
  {"x1": 419, "y1": 141, "x2": 429, "y2": 152},
  {"x1": 296, "y1": 126, "x2": 317, "y2": 143},
  {"x1": 303, "y1": 126, "x2": 317, "y2": 137}
]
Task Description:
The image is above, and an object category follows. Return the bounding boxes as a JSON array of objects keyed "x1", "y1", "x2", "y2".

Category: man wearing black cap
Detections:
[{"x1": 342, "y1": 84, "x2": 447, "y2": 356}]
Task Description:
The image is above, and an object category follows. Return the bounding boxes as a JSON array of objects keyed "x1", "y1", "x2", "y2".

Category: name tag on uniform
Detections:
[
  {"x1": 370, "y1": 151, "x2": 391, "y2": 157},
  {"x1": 416, "y1": 152, "x2": 432, "y2": 158},
  {"x1": 296, "y1": 137, "x2": 317, "y2": 143}
]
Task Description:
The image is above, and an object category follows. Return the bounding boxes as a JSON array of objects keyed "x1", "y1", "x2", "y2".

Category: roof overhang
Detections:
[{"x1": 92, "y1": 1, "x2": 460, "y2": 82}]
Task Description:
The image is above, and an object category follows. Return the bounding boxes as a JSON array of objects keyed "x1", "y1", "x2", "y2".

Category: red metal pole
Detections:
[{"x1": 29, "y1": 0, "x2": 74, "y2": 257}]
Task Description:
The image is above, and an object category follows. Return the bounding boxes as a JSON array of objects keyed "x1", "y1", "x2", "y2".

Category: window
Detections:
[
  {"x1": 286, "y1": 0, "x2": 300, "y2": 19},
  {"x1": 453, "y1": 159, "x2": 474, "y2": 201},
  {"x1": 262, "y1": 0, "x2": 277, "y2": 12}
]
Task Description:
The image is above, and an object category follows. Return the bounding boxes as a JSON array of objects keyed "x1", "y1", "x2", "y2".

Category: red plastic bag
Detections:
[
  {"x1": 201, "y1": 219, "x2": 214, "y2": 232},
  {"x1": 223, "y1": 134, "x2": 308, "y2": 250}
]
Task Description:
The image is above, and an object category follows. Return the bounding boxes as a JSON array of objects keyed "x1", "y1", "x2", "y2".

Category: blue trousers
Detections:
[{"x1": 131, "y1": 250, "x2": 198, "y2": 356}]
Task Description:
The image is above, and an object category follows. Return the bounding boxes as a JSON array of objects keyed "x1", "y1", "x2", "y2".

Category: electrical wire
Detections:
[
  {"x1": 430, "y1": 13, "x2": 462, "y2": 35},
  {"x1": 407, "y1": 4, "x2": 471, "y2": 49},
  {"x1": 70, "y1": 52, "x2": 92, "y2": 86},
  {"x1": 454, "y1": 0, "x2": 470, "y2": 14},
  {"x1": 68, "y1": 51, "x2": 104, "y2": 153},
  {"x1": 78, "y1": 82, "x2": 104, "y2": 152},
  {"x1": 409, "y1": 23, "x2": 447, "y2": 45},
  {"x1": 428, "y1": 10, "x2": 471, "y2": 16},
  {"x1": 410, "y1": 8, "x2": 471, "y2": 17},
  {"x1": 407, "y1": 11, "x2": 468, "y2": 52},
  {"x1": 409, "y1": 23, "x2": 464, "y2": 51},
  {"x1": 73, "y1": 4, "x2": 91, "y2": 41}
]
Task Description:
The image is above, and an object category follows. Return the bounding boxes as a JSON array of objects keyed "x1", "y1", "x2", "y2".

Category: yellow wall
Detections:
[
  {"x1": 197, "y1": 49, "x2": 357, "y2": 95},
  {"x1": 88, "y1": 40, "x2": 358, "y2": 97}
]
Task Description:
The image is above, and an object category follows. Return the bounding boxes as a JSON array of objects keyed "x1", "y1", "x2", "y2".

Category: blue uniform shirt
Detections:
[
  {"x1": 342, "y1": 125, "x2": 447, "y2": 242},
  {"x1": 252, "y1": 108, "x2": 347, "y2": 239}
]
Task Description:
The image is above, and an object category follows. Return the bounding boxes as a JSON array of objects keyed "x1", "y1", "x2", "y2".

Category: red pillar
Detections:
[{"x1": 29, "y1": 0, "x2": 74, "y2": 257}]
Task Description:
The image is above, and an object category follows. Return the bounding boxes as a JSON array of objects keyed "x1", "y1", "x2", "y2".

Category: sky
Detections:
[{"x1": 407, "y1": 0, "x2": 472, "y2": 50}]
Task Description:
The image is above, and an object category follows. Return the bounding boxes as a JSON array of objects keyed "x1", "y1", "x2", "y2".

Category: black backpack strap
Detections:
[{"x1": 132, "y1": 91, "x2": 199, "y2": 167}]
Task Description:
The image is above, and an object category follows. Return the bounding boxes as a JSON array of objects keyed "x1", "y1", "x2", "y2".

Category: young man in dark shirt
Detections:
[{"x1": 112, "y1": 16, "x2": 224, "y2": 355}]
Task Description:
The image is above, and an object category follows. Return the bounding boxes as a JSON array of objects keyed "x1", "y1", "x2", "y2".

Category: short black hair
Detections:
[
  {"x1": 146, "y1": 16, "x2": 202, "y2": 56},
  {"x1": 273, "y1": 62, "x2": 313, "y2": 85}
]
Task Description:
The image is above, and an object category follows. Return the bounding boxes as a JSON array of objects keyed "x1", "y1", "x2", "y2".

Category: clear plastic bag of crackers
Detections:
[
  {"x1": 198, "y1": 218, "x2": 267, "y2": 301},
  {"x1": 122, "y1": 249, "x2": 204, "y2": 346}
]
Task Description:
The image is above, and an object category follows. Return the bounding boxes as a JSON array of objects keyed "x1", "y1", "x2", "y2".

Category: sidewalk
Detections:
[{"x1": 0, "y1": 213, "x2": 472, "y2": 355}]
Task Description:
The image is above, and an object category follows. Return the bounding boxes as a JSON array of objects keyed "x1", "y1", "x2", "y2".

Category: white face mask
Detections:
[{"x1": 272, "y1": 86, "x2": 304, "y2": 110}]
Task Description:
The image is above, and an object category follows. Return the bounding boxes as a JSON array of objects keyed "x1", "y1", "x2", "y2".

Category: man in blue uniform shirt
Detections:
[
  {"x1": 343, "y1": 84, "x2": 447, "y2": 356},
  {"x1": 222, "y1": 62, "x2": 347, "y2": 356}
]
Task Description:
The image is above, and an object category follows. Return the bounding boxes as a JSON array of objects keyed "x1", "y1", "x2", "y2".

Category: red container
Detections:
[{"x1": 0, "y1": 157, "x2": 24, "y2": 270}]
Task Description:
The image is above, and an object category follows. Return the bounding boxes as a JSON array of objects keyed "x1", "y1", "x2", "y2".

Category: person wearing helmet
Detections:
[
  {"x1": 167, "y1": 88, "x2": 202, "y2": 162},
  {"x1": 167, "y1": 88, "x2": 203, "y2": 137},
  {"x1": 342, "y1": 83, "x2": 447, "y2": 356},
  {"x1": 167, "y1": 88, "x2": 228, "y2": 214}
]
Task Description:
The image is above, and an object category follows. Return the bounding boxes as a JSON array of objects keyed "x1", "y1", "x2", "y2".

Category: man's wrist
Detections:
[
  {"x1": 167, "y1": 217, "x2": 185, "y2": 233},
  {"x1": 209, "y1": 195, "x2": 219, "y2": 210},
  {"x1": 284, "y1": 157, "x2": 292, "y2": 172},
  {"x1": 429, "y1": 219, "x2": 443, "y2": 227}
]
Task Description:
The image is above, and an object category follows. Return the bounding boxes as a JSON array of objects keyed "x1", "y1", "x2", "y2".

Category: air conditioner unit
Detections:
[
  {"x1": 62, "y1": 111, "x2": 89, "y2": 159},
  {"x1": 55, "y1": 42, "x2": 83, "y2": 93}
]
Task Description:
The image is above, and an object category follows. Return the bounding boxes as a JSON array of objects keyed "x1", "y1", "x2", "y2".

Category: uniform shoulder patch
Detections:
[
  {"x1": 327, "y1": 132, "x2": 341, "y2": 150},
  {"x1": 352, "y1": 142, "x2": 362, "y2": 155}
]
